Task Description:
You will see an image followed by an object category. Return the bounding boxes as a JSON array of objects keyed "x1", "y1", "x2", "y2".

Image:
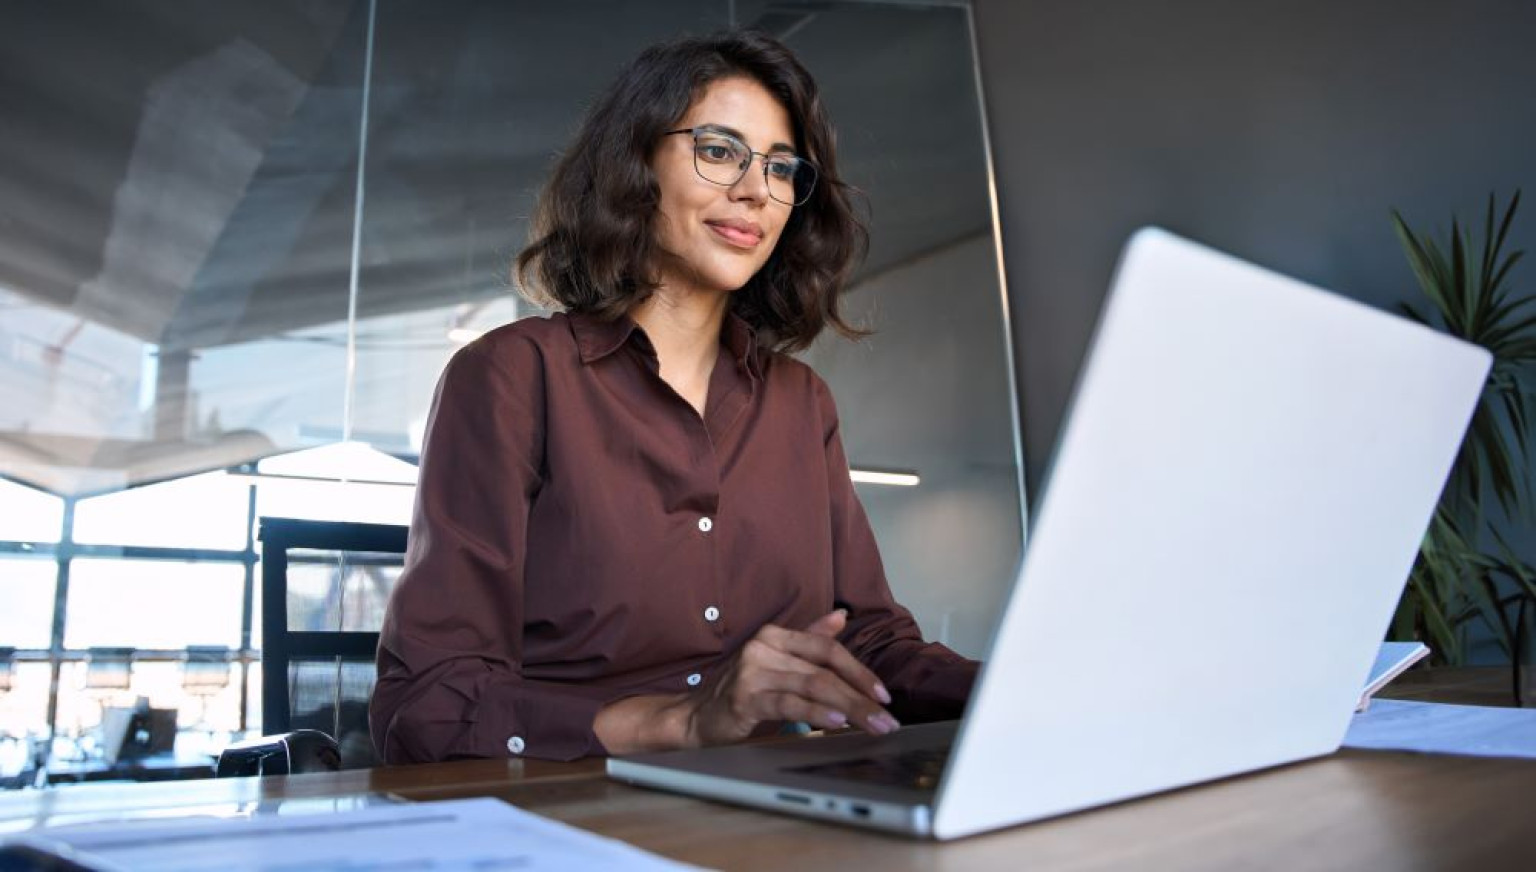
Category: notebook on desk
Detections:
[{"x1": 607, "y1": 228, "x2": 1490, "y2": 840}]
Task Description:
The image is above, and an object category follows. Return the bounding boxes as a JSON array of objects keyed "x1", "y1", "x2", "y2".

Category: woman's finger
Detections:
[
  {"x1": 754, "y1": 690, "x2": 850, "y2": 731},
  {"x1": 770, "y1": 625, "x2": 892, "y2": 707},
  {"x1": 737, "y1": 665, "x2": 897, "y2": 737},
  {"x1": 801, "y1": 608, "x2": 847, "y2": 638}
]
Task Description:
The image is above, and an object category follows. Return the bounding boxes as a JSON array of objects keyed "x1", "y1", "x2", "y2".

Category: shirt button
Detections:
[
  {"x1": 703, "y1": 606, "x2": 720, "y2": 622},
  {"x1": 506, "y1": 736, "x2": 525, "y2": 755},
  {"x1": 698, "y1": 517, "x2": 713, "y2": 532},
  {"x1": 686, "y1": 673, "x2": 703, "y2": 687}
]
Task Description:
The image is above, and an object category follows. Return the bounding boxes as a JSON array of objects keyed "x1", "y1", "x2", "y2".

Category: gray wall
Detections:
[
  {"x1": 972, "y1": 0, "x2": 1536, "y2": 495},
  {"x1": 806, "y1": 234, "x2": 1022, "y2": 658}
]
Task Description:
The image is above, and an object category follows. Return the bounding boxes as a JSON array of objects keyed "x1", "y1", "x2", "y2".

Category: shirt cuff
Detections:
[{"x1": 472, "y1": 679, "x2": 618, "y2": 762}]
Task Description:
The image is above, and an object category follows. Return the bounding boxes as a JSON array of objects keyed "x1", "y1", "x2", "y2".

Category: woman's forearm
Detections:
[{"x1": 593, "y1": 692, "x2": 696, "y2": 755}]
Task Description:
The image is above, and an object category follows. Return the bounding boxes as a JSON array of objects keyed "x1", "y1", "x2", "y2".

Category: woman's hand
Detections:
[
  {"x1": 592, "y1": 610, "x2": 900, "y2": 755},
  {"x1": 682, "y1": 609, "x2": 899, "y2": 747}
]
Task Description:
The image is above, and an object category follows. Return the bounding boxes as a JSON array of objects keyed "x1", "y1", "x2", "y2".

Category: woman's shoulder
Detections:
[
  {"x1": 428, "y1": 314, "x2": 577, "y2": 396},
  {"x1": 474, "y1": 311, "x2": 573, "y2": 350},
  {"x1": 452, "y1": 312, "x2": 575, "y2": 366},
  {"x1": 758, "y1": 350, "x2": 837, "y2": 417}
]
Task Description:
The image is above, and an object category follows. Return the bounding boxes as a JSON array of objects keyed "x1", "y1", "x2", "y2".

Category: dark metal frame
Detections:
[{"x1": 257, "y1": 517, "x2": 406, "y2": 734}]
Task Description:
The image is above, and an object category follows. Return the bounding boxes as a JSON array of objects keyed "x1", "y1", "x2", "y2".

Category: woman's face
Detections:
[{"x1": 650, "y1": 76, "x2": 797, "y2": 296}]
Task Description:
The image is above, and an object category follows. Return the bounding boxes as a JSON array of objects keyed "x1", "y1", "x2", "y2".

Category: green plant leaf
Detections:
[
  {"x1": 1471, "y1": 571, "x2": 1517, "y2": 658},
  {"x1": 1490, "y1": 249, "x2": 1526, "y2": 298},
  {"x1": 1390, "y1": 190, "x2": 1531, "y2": 668},
  {"x1": 1409, "y1": 572, "x2": 1463, "y2": 663},
  {"x1": 1489, "y1": 528, "x2": 1536, "y2": 605}
]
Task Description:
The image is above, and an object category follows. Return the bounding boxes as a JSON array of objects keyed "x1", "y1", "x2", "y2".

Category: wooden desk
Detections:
[{"x1": 4, "y1": 670, "x2": 1534, "y2": 870}]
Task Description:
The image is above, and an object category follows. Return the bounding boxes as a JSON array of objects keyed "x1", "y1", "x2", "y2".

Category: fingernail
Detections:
[
  {"x1": 867, "y1": 712, "x2": 900, "y2": 735},
  {"x1": 826, "y1": 711, "x2": 848, "y2": 728},
  {"x1": 873, "y1": 682, "x2": 891, "y2": 705}
]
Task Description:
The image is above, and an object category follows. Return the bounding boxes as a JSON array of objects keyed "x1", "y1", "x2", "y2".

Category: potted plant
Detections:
[{"x1": 1389, "y1": 190, "x2": 1536, "y2": 704}]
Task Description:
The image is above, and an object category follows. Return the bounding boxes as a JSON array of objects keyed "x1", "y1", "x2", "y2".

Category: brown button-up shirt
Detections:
[{"x1": 372, "y1": 311, "x2": 976, "y2": 763}]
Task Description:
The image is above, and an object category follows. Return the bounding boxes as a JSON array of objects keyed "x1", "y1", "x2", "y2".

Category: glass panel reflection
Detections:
[
  {"x1": 790, "y1": 4, "x2": 1024, "y2": 658},
  {"x1": 350, "y1": 0, "x2": 730, "y2": 457},
  {"x1": 0, "y1": 1, "x2": 1022, "y2": 755},
  {"x1": 0, "y1": 1, "x2": 372, "y2": 493}
]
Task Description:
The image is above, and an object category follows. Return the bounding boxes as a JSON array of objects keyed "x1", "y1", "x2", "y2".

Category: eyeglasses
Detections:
[{"x1": 663, "y1": 127, "x2": 818, "y2": 207}]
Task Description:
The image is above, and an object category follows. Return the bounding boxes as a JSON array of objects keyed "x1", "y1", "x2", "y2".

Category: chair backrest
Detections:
[{"x1": 258, "y1": 517, "x2": 407, "y2": 769}]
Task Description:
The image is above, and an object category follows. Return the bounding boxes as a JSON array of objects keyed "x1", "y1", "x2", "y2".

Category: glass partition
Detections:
[{"x1": 0, "y1": 1, "x2": 1021, "y2": 762}]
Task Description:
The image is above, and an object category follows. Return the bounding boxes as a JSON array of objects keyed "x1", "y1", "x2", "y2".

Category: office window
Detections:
[
  {"x1": 0, "y1": 479, "x2": 62, "y2": 543},
  {"x1": 73, "y1": 472, "x2": 252, "y2": 551},
  {"x1": 64, "y1": 560, "x2": 244, "y2": 650},
  {"x1": 131, "y1": 660, "x2": 243, "y2": 737},
  {"x1": 53, "y1": 661, "x2": 131, "y2": 742},
  {"x1": 0, "y1": 663, "x2": 54, "y2": 741},
  {"x1": 0, "y1": 558, "x2": 57, "y2": 649}
]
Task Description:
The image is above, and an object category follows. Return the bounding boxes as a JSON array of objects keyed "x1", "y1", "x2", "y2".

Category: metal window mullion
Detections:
[
  {"x1": 238, "y1": 483, "x2": 258, "y2": 734},
  {"x1": 42, "y1": 497, "x2": 75, "y2": 743}
]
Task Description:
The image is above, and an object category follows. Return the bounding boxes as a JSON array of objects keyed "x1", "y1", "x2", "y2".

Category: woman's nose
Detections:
[{"x1": 729, "y1": 157, "x2": 771, "y2": 202}]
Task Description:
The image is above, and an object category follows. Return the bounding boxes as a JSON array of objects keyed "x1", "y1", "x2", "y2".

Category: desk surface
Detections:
[{"x1": 4, "y1": 669, "x2": 1534, "y2": 871}]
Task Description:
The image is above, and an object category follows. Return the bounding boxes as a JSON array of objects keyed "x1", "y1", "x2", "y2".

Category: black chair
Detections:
[{"x1": 238, "y1": 517, "x2": 407, "y2": 774}]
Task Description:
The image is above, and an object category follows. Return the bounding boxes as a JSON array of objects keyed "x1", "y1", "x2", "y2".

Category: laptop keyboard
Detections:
[{"x1": 788, "y1": 746, "x2": 951, "y2": 790}]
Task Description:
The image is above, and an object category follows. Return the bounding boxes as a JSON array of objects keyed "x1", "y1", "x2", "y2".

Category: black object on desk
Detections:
[{"x1": 215, "y1": 729, "x2": 340, "y2": 777}]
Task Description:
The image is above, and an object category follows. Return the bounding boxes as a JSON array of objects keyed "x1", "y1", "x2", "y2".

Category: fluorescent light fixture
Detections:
[{"x1": 849, "y1": 468, "x2": 921, "y2": 487}]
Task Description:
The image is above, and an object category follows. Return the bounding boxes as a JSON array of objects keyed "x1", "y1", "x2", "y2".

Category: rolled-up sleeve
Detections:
[
  {"x1": 813, "y1": 378, "x2": 979, "y2": 724},
  {"x1": 371, "y1": 335, "x2": 613, "y2": 763}
]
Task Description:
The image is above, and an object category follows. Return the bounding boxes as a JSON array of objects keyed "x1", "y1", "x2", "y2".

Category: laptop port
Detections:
[
  {"x1": 775, "y1": 792, "x2": 812, "y2": 806},
  {"x1": 851, "y1": 804, "x2": 871, "y2": 818}
]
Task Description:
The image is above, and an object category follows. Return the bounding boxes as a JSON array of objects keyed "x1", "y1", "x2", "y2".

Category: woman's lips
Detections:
[{"x1": 706, "y1": 220, "x2": 763, "y2": 248}]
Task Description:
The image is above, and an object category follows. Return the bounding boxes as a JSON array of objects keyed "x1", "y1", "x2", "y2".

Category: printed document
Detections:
[{"x1": 10, "y1": 796, "x2": 705, "y2": 871}]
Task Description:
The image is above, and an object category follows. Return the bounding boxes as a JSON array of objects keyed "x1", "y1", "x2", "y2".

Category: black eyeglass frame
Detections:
[{"x1": 663, "y1": 127, "x2": 818, "y2": 206}]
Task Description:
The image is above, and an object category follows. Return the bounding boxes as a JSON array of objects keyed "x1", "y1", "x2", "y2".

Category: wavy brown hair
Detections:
[{"x1": 515, "y1": 30, "x2": 868, "y2": 353}]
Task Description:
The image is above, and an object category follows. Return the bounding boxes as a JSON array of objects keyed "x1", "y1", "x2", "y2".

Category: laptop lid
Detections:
[{"x1": 931, "y1": 228, "x2": 1489, "y2": 838}]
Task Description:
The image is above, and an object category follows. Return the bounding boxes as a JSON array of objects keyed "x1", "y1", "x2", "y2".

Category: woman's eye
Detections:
[
  {"x1": 697, "y1": 143, "x2": 738, "y2": 163},
  {"x1": 765, "y1": 159, "x2": 797, "y2": 181}
]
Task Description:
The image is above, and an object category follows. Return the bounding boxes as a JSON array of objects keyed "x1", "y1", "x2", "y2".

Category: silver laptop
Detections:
[{"x1": 606, "y1": 227, "x2": 1490, "y2": 840}]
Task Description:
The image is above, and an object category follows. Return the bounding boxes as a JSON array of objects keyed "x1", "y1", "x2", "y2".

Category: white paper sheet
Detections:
[
  {"x1": 9, "y1": 796, "x2": 707, "y2": 872},
  {"x1": 1343, "y1": 698, "x2": 1536, "y2": 759}
]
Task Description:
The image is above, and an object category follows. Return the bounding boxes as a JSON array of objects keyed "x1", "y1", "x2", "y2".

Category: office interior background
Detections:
[{"x1": 0, "y1": 0, "x2": 1533, "y2": 773}]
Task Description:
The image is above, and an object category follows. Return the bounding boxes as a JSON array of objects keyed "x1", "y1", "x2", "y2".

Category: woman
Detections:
[{"x1": 372, "y1": 30, "x2": 976, "y2": 764}]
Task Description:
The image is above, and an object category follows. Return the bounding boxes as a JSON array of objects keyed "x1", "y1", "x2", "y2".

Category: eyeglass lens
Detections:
[{"x1": 691, "y1": 131, "x2": 816, "y2": 206}]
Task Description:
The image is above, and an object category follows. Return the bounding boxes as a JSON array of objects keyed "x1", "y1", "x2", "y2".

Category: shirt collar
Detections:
[
  {"x1": 567, "y1": 310, "x2": 764, "y2": 381},
  {"x1": 568, "y1": 312, "x2": 636, "y2": 364}
]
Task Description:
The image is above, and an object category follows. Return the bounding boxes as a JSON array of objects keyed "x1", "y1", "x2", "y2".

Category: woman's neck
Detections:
[{"x1": 630, "y1": 285, "x2": 730, "y2": 416}]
